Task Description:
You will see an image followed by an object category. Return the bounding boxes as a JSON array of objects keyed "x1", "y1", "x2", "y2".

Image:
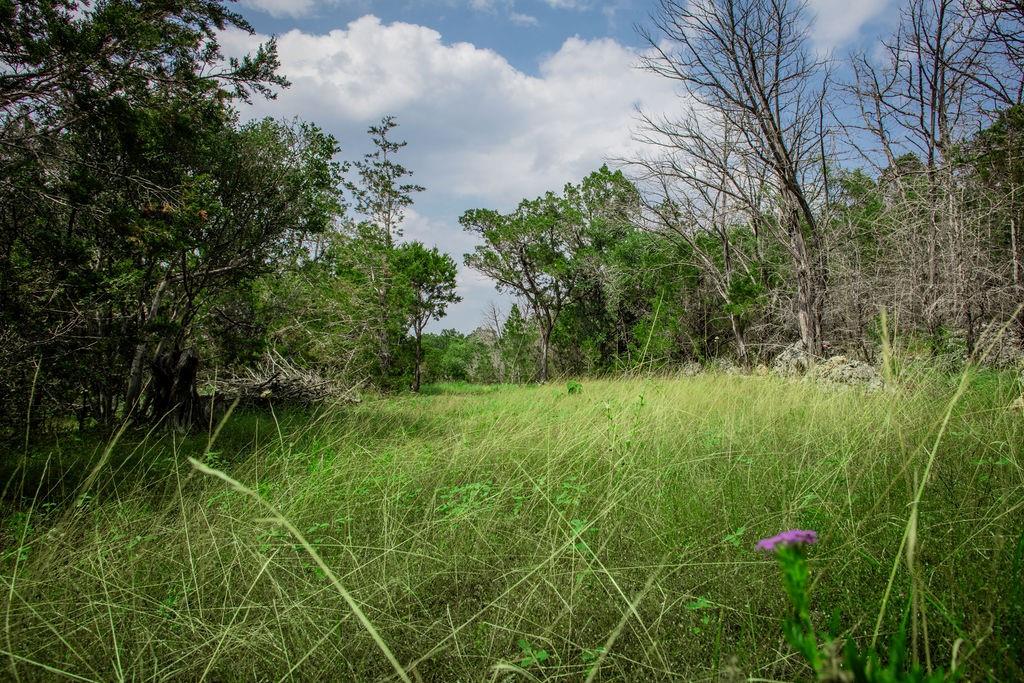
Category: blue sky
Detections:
[
  {"x1": 237, "y1": 1, "x2": 651, "y2": 73},
  {"x1": 224, "y1": 0, "x2": 902, "y2": 331}
]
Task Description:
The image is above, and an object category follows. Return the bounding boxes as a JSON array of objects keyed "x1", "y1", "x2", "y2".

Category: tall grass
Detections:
[{"x1": 1, "y1": 370, "x2": 1022, "y2": 680}]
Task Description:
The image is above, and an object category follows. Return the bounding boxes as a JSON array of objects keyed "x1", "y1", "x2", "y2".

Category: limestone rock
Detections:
[
  {"x1": 772, "y1": 342, "x2": 813, "y2": 377},
  {"x1": 808, "y1": 355, "x2": 884, "y2": 391},
  {"x1": 679, "y1": 362, "x2": 702, "y2": 377},
  {"x1": 979, "y1": 329, "x2": 1024, "y2": 369},
  {"x1": 711, "y1": 358, "x2": 741, "y2": 375}
]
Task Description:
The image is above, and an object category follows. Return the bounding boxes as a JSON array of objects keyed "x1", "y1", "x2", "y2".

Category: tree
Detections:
[
  {"x1": 500, "y1": 304, "x2": 537, "y2": 383},
  {"x1": 344, "y1": 116, "x2": 424, "y2": 382},
  {"x1": 845, "y1": 0, "x2": 1023, "y2": 354},
  {"x1": 639, "y1": 0, "x2": 832, "y2": 355},
  {"x1": 0, "y1": 1, "x2": 344, "y2": 429},
  {"x1": 418, "y1": 329, "x2": 500, "y2": 384},
  {"x1": 462, "y1": 193, "x2": 574, "y2": 381},
  {"x1": 132, "y1": 119, "x2": 344, "y2": 422},
  {"x1": 632, "y1": 110, "x2": 771, "y2": 363},
  {"x1": 559, "y1": 166, "x2": 647, "y2": 369},
  {"x1": 393, "y1": 242, "x2": 460, "y2": 392},
  {"x1": 345, "y1": 116, "x2": 423, "y2": 248}
]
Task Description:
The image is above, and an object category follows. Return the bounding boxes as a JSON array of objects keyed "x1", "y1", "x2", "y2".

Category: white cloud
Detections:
[
  {"x1": 223, "y1": 15, "x2": 679, "y2": 206},
  {"x1": 463, "y1": 0, "x2": 542, "y2": 25},
  {"x1": 806, "y1": 0, "x2": 892, "y2": 49},
  {"x1": 240, "y1": 0, "x2": 319, "y2": 18},
  {"x1": 220, "y1": 15, "x2": 680, "y2": 328},
  {"x1": 509, "y1": 11, "x2": 539, "y2": 26}
]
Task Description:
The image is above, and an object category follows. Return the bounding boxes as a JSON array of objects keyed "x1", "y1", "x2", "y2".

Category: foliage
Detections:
[
  {"x1": 0, "y1": 4, "x2": 462, "y2": 430},
  {"x1": 421, "y1": 330, "x2": 495, "y2": 384},
  {"x1": 393, "y1": 242, "x2": 460, "y2": 391},
  {"x1": 0, "y1": 0, "x2": 324, "y2": 428}
]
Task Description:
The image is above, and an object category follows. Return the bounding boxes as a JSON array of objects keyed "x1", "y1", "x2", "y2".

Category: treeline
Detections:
[
  {"x1": 1, "y1": 1, "x2": 457, "y2": 432},
  {"x1": 3, "y1": 0, "x2": 1024, "y2": 434},
  {"x1": 452, "y1": 0, "x2": 1024, "y2": 381}
]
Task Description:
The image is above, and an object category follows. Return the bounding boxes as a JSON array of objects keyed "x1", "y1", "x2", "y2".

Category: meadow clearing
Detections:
[{"x1": 1, "y1": 370, "x2": 1022, "y2": 681}]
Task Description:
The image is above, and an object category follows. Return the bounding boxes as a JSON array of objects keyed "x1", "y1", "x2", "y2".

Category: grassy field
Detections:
[{"x1": 1, "y1": 370, "x2": 1022, "y2": 681}]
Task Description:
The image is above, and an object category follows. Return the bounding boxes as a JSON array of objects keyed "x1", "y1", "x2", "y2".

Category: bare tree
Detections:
[
  {"x1": 846, "y1": 0, "x2": 1022, "y2": 348},
  {"x1": 638, "y1": 0, "x2": 832, "y2": 354},
  {"x1": 631, "y1": 109, "x2": 772, "y2": 362},
  {"x1": 961, "y1": 0, "x2": 1024, "y2": 108}
]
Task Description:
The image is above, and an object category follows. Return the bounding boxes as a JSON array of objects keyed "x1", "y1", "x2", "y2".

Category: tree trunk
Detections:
[
  {"x1": 539, "y1": 326, "x2": 550, "y2": 382},
  {"x1": 1012, "y1": 216, "x2": 1024, "y2": 348},
  {"x1": 788, "y1": 210, "x2": 823, "y2": 355},
  {"x1": 965, "y1": 302, "x2": 977, "y2": 360},
  {"x1": 730, "y1": 314, "x2": 748, "y2": 365},
  {"x1": 795, "y1": 278, "x2": 823, "y2": 356},
  {"x1": 412, "y1": 329, "x2": 422, "y2": 393},
  {"x1": 124, "y1": 278, "x2": 168, "y2": 411},
  {"x1": 1012, "y1": 217, "x2": 1021, "y2": 291},
  {"x1": 148, "y1": 348, "x2": 201, "y2": 428}
]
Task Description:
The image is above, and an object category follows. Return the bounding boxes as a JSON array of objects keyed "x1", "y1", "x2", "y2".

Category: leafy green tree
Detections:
[
  {"x1": 421, "y1": 329, "x2": 495, "y2": 384},
  {"x1": 133, "y1": 119, "x2": 344, "y2": 417},
  {"x1": 344, "y1": 116, "x2": 424, "y2": 384},
  {"x1": 557, "y1": 166, "x2": 645, "y2": 370},
  {"x1": 500, "y1": 304, "x2": 538, "y2": 383},
  {"x1": 0, "y1": 0, "x2": 339, "y2": 429},
  {"x1": 393, "y1": 242, "x2": 460, "y2": 392},
  {"x1": 462, "y1": 194, "x2": 574, "y2": 381},
  {"x1": 345, "y1": 116, "x2": 423, "y2": 247}
]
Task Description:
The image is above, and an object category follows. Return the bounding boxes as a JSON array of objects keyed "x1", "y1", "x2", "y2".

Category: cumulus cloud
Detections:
[
  {"x1": 222, "y1": 15, "x2": 679, "y2": 206},
  {"x1": 543, "y1": 0, "x2": 590, "y2": 8},
  {"x1": 806, "y1": 0, "x2": 892, "y2": 49},
  {"x1": 220, "y1": 15, "x2": 680, "y2": 327},
  {"x1": 463, "y1": 0, "x2": 545, "y2": 26}
]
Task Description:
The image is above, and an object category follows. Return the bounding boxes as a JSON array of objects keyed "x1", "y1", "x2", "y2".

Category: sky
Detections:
[{"x1": 223, "y1": 0, "x2": 902, "y2": 332}]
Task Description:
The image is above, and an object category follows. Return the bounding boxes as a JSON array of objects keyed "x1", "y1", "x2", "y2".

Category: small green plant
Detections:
[
  {"x1": 722, "y1": 526, "x2": 746, "y2": 547},
  {"x1": 567, "y1": 380, "x2": 583, "y2": 395},
  {"x1": 580, "y1": 646, "x2": 606, "y2": 676},
  {"x1": 569, "y1": 518, "x2": 596, "y2": 552},
  {"x1": 436, "y1": 481, "x2": 496, "y2": 519},
  {"x1": 686, "y1": 596, "x2": 712, "y2": 611},
  {"x1": 555, "y1": 480, "x2": 586, "y2": 509},
  {"x1": 517, "y1": 639, "x2": 550, "y2": 668},
  {"x1": 158, "y1": 591, "x2": 179, "y2": 620},
  {"x1": 203, "y1": 450, "x2": 227, "y2": 470},
  {"x1": 759, "y1": 529, "x2": 959, "y2": 682},
  {"x1": 685, "y1": 596, "x2": 715, "y2": 634}
]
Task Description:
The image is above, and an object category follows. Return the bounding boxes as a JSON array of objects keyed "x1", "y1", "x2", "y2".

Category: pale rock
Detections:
[
  {"x1": 808, "y1": 355, "x2": 884, "y2": 391},
  {"x1": 771, "y1": 342, "x2": 813, "y2": 377}
]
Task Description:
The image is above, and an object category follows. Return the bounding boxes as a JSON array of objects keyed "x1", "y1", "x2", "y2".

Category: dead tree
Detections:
[
  {"x1": 639, "y1": 0, "x2": 832, "y2": 354},
  {"x1": 847, "y1": 0, "x2": 1021, "y2": 348},
  {"x1": 631, "y1": 110, "x2": 773, "y2": 362}
]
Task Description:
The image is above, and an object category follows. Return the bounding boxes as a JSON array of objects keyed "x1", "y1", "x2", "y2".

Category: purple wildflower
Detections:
[{"x1": 755, "y1": 529, "x2": 818, "y2": 552}]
